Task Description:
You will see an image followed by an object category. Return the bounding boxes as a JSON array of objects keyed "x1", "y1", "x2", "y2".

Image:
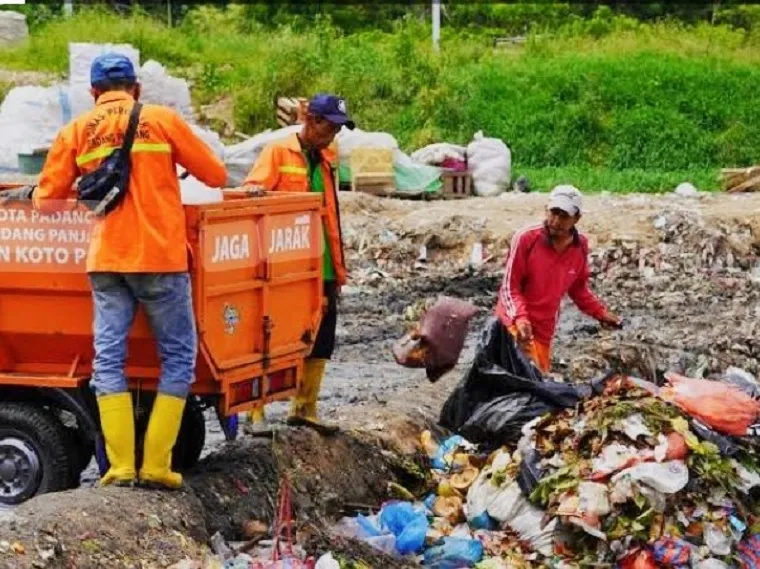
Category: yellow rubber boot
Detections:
[
  {"x1": 96, "y1": 392, "x2": 136, "y2": 487},
  {"x1": 243, "y1": 405, "x2": 273, "y2": 437},
  {"x1": 287, "y1": 358, "x2": 338, "y2": 435},
  {"x1": 138, "y1": 394, "x2": 186, "y2": 489}
]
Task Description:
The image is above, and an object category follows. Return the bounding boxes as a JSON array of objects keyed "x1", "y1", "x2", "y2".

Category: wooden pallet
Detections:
[{"x1": 441, "y1": 170, "x2": 473, "y2": 199}]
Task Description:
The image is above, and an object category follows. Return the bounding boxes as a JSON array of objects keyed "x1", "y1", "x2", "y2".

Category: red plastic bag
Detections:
[
  {"x1": 618, "y1": 548, "x2": 658, "y2": 569},
  {"x1": 660, "y1": 372, "x2": 760, "y2": 436}
]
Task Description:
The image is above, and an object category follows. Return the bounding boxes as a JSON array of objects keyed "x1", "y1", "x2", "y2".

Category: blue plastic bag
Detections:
[
  {"x1": 432, "y1": 435, "x2": 466, "y2": 471},
  {"x1": 423, "y1": 537, "x2": 484, "y2": 568},
  {"x1": 379, "y1": 502, "x2": 429, "y2": 555}
]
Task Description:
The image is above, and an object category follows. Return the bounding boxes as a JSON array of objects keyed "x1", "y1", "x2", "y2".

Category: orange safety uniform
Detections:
[
  {"x1": 242, "y1": 133, "x2": 347, "y2": 285},
  {"x1": 33, "y1": 91, "x2": 227, "y2": 273}
]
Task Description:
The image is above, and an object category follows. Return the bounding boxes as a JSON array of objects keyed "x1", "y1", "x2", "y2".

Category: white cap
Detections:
[{"x1": 548, "y1": 184, "x2": 582, "y2": 216}]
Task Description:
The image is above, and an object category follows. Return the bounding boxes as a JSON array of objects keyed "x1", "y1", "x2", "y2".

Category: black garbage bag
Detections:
[{"x1": 439, "y1": 317, "x2": 591, "y2": 447}]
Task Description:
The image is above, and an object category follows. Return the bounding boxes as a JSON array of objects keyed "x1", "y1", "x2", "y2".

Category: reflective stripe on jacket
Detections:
[
  {"x1": 33, "y1": 91, "x2": 228, "y2": 273},
  {"x1": 242, "y1": 133, "x2": 347, "y2": 285}
]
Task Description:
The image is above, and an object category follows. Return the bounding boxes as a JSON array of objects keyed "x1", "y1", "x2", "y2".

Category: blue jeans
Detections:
[{"x1": 88, "y1": 272, "x2": 197, "y2": 399}]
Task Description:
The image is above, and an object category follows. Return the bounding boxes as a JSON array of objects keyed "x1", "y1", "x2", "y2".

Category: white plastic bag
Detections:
[
  {"x1": 410, "y1": 143, "x2": 466, "y2": 166},
  {"x1": 180, "y1": 176, "x2": 223, "y2": 204},
  {"x1": 315, "y1": 553, "x2": 340, "y2": 569},
  {"x1": 486, "y1": 482, "x2": 557, "y2": 556},
  {"x1": 611, "y1": 460, "x2": 689, "y2": 494},
  {"x1": 466, "y1": 131, "x2": 511, "y2": 197}
]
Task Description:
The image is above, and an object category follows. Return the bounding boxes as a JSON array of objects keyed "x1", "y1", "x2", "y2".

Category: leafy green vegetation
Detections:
[{"x1": 1, "y1": 5, "x2": 759, "y2": 191}]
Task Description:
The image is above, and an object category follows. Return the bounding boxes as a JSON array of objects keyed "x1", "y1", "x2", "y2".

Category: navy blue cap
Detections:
[
  {"x1": 90, "y1": 53, "x2": 137, "y2": 87},
  {"x1": 308, "y1": 93, "x2": 355, "y2": 130}
]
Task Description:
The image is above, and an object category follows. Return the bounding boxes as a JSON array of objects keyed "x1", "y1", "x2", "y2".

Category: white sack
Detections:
[
  {"x1": 139, "y1": 60, "x2": 193, "y2": 120},
  {"x1": 466, "y1": 130, "x2": 511, "y2": 197},
  {"x1": 223, "y1": 125, "x2": 302, "y2": 187},
  {"x1": 180, "y1": 176, "x2": 223, "y2": 205},
  {"x1": 335, "y1": 127, "x2": 398, "y2": 167},
  {"x1": 0, "y1": 10, "x2": 28, "y2": 46},
  {"x1": 0, "y1": 84, "x2": 69, "y2": 171},
  {"x1": 410, "y1": 143, "x2": 466, "y2": 166}
]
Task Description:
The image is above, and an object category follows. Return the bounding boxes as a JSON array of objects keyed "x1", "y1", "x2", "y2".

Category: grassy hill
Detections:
[{"x1": 2, "y1": 6, "x2": 760, "y2": 192}]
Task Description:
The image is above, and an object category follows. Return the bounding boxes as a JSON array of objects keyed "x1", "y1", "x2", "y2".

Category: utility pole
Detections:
[{"x1": 432, "y1": 0, "x2": 441, "y2": 52}]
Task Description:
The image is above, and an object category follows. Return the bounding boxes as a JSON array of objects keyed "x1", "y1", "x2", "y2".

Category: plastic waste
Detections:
[
  {"x1": 224, "y1": 554, "x2": 255, "y2": 569},
  {"x1": 393, "y1": 296, "x2": 479, "y2": 383},
  {"x1": 704, "y1": 523, "x2": 733, "y2": 556},
  {"x1": 660, "y1": 372, "x2": 760, "y2": 436},
  {"x1": 314, "y1": 553, "x2": 340, "y2": 569},
  {"x1": 410, "y1": 143, "x2": 467, "y2": 167},
  {"x1": 689, "y1": 419, "x2": 740, "y2": 457},
  {"x1": 618, "y1": 548, "x2": 657, "y2": 569},
  {"x1": 440, "y1": 318, "x2": 592, "y2": 447},
  {"x1": 611, "y1": 461, "x2": 689, "y2": 494},
  {"x1": 737, "y1": 534, "x2": 760, "y2": 569},
  {"x1": 652, "y1": 537, "x2": 693, "y2": 566},
  {"x1": 697, "y1": 560, "x2": 730, "y2": 569},
  {"x1": 617, "y1": 414, "x2": 652, "y2": 440},
  {"x1": 331, "y1": 515, "x2": 396, "y2": 555},
  {"x1": 723, "y1": 366, "x2": 760, "y2": 398},
  {"x1": 733, "y1": 459, "x2": 760, "y2": 493},
  {"x1": 516, "y1": 447, "x2": 545, "y2": 496},
  {"x1": 378, "y1": 502, "x2": 429, "y2": 555},
  {"x1": 431, "y1": 435, "x2": 473, "y2": 471},
  {"x1": 466, "y1": 131, "x2": 511, "y2": 197},
  {"x1": 486, "y1": 482, "x2": 557, "y2": 556},
  {"x1": 423, "y1": 537, "x2": 484, "y2": 569}
]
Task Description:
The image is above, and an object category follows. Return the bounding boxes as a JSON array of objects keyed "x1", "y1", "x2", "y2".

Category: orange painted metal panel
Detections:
[{"x1": 0, "y1": 190, "x2": 324, "y2": 415}]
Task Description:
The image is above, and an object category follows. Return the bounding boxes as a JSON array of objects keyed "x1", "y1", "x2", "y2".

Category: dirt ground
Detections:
[{"x1": 1, "y1": 189, "x2": 759, "y2": 567}]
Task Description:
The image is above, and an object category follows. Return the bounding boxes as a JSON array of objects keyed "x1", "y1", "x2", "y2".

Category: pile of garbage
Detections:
[{"x1": 330, "y1": 354, "x2": 760, "y2": 568}]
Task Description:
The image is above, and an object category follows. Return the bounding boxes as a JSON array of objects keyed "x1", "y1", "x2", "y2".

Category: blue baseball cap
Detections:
[
  {"x1": 90, "y1": 53, "x2": 137, "y2": 87},
  {"x1": 308, "y1": 93, "x2": 355, "y2": 130}
]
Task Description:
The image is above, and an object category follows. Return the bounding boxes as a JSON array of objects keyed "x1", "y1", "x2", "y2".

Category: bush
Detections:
[{"x1": 0, "y1": 7, "x2": 757, "y2": 192}]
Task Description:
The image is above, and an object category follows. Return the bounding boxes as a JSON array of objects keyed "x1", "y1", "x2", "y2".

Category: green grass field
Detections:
[{"x1": 1, "y1": 6, "x2": 758, "y2": 192}]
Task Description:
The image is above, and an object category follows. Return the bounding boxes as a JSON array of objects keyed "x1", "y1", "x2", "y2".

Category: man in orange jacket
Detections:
[
  {"x1": 1, "y1": 54, "x2": 228, "y2": 489},
  {"x1": 242, "y1": 93, "x2": 352, "y2": 435}
]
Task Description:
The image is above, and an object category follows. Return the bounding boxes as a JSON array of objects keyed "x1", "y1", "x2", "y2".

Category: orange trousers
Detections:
[{"x1": 508, "y1": 326, "x2": 551, "y2": 374}]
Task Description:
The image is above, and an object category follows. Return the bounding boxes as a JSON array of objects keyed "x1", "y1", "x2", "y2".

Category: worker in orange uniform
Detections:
[
  {"x1": 0, "y1": 54, "x2": 228, "y2": 488},
  {"x1": 495, "y1": 185, "x2": 622, "y2": 373},
  {"x1": 242, "y1": 94, "x2": 353, "y2": 435}
]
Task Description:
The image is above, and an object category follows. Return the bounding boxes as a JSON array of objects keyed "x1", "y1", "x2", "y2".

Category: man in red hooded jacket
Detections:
[{"x1": 495, "y1": 185, "x2": 621, "y2": 373}]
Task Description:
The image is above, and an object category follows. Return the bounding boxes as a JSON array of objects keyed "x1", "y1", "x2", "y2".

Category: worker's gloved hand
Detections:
[
  {"x1": 599, "y1": 312, "x2": 623, "y2": 330},
  {"x1": 515, "y1": 317, "x2": 533, "y2": 344},
  {"x1": 242, "y1": 183, "x2": 265, "y2": 197},
  {"x1": 0, "y1": 185, "x2": 35, "y2": 205}
]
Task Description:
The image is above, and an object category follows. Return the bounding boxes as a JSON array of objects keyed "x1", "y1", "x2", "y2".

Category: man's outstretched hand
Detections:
[
  {"x1": 515, "y1": 318, "x2": 534, "y2": 344},
  {"x1": 0, "y1": 185, "x2": 35, "y2": 205},
  {"x1": 599, "y1": 312, "x2": 623, "y2": 329}
]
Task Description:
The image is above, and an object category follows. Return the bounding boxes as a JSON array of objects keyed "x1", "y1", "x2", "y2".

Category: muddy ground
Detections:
[{"x1": 1, "y1": 190, "x2": 759, "y2": 567}]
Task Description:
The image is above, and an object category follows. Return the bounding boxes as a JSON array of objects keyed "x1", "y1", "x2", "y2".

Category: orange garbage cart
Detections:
[{"x1": 0, "y1": 187, "x2": 324, "y2": 505}]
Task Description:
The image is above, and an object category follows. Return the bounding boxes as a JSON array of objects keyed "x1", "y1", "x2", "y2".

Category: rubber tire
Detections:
[
  {"x1": 0, "y1": 403, "x2": 71, "y2": 505},
  {"x1": 171, "y1": 401, "x2": 206, "y2": 471}
]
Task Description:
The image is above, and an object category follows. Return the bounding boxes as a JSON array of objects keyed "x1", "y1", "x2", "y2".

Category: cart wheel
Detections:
[
  {"x1": 0, "y1": 403, "x2": 71, "y2": 505},
  {"x1": 171, "y1": 400, "x2": 206, "y2": 471}
]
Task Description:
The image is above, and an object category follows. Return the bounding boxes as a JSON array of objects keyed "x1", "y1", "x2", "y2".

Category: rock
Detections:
[
  {"x1": 674, "y1": 182, "x2": 699, "y2": 197},
  {"x1": 0, "y1": 11, "x2": 28, "y2": 47}
]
